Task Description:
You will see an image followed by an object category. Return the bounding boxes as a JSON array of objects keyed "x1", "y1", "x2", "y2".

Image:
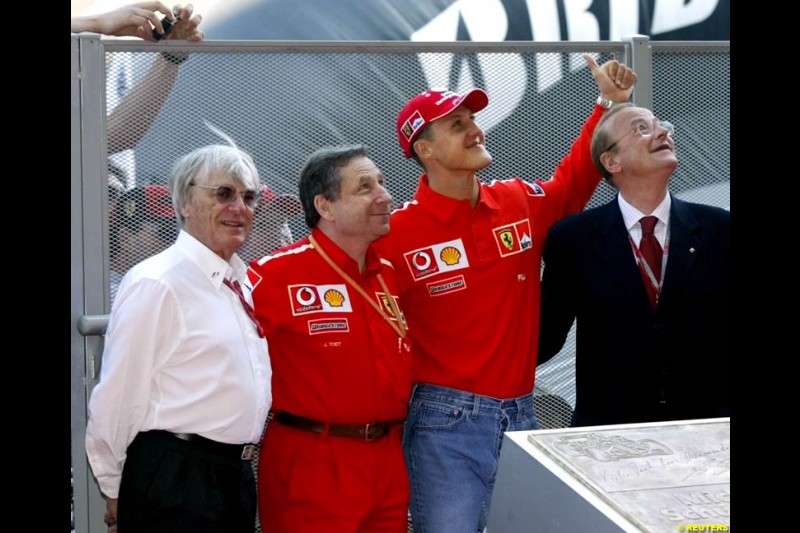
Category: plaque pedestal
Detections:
[{"x1": 487, "y1": 418, "x2": 730, "y2": 532}]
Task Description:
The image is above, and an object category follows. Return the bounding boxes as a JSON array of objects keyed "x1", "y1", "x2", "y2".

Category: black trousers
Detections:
[{"x1": 117, "y1": 430, "x2": 256, "y2": 533}]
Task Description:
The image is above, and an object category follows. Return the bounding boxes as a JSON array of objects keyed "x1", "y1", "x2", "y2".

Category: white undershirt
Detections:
[{"x1": 618, "y1": 192, "x2": 671, "y2": 248}]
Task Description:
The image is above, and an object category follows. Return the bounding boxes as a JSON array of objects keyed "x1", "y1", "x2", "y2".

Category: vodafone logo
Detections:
[
  {"x1": 295, "y1": 286, "x2": 317, "y2": 306},
  {"x1": 411, "y1": 251, "x2": 432, "y2": 271},
  {"x1": 404, "y1": 238, "x2": 470, "y2": 281},
  {"x1": 289, "y1": 284, "x2": 353, "y2": 316}
]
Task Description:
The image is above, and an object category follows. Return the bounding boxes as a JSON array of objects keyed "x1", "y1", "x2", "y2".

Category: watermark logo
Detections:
[{"x1": 678, "y1": 525, "x2": 729, "y2": 532}]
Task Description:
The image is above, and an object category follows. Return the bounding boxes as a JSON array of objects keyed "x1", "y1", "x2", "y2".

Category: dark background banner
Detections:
[{"x1": 206, "y1": 0, "x2": 730, "y2": 42}]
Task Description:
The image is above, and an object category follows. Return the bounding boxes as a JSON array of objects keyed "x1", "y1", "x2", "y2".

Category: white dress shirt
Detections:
[
  {"x1": 109, "y1": 269, "x2": 123, "y2": 306},
  {"x1": 618, "y1": 192, "x2": 672, "y2": 249},
  {"x1": 86, "y1": 230, "x2": 272, "y2": 498}
]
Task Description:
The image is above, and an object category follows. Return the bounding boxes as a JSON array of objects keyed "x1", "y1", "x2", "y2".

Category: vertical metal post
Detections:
[
  {"x1": 72, "y1": 33, "x2": 111, "y2": 533},
  {"x1": 624, "y1": 34, "x2": 653, "y2": 110}
]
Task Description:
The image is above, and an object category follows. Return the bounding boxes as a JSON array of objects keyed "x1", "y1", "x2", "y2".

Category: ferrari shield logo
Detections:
[{"x1": 499, "y1": 230, "x2": 514, "y2": 250}]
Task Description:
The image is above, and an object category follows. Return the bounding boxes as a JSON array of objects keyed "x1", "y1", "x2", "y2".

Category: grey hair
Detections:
[
  {"x1": 590, "y1": 102, "x2": 635, "y2": 184},
  {"x1": 168, "y1": 122, "x2": 260, "y2": 227}
]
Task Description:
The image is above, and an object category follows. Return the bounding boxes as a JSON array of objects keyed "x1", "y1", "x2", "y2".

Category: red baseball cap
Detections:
[
  {"x1": 258, "y1": 184, "x2": 303, "y2": 216},
  {"x1": 110, "y1": 184, "x2": 175, "y2": 227},
  {"x1": 397, "y1": 88, "x2": 489, "y2": 158},
  {"x1": 110, "y1": 184, "x2": 178, "y2": 242}
]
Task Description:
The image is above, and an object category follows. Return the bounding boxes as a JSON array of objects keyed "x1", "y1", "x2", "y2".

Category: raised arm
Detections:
[
  {"x1": 536, "y1": 55, "x2": 637, "y2": 220},
  {"x1": 106, "y1": 4, "x2": 204, "y2": 154},
  {"x1": 71, "y1": 1, "x2": 174, "y2": 40}
]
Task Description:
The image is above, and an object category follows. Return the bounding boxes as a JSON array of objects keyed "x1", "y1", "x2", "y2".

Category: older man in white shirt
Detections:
[{"x1": 86, "y1": 131, "x2": 272, "y2": 533}]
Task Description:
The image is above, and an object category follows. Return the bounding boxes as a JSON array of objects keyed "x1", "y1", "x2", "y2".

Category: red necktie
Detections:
[
  {"x1": 638, "y1": 216, "x2": 663, "y2": 307},
  {"x1": 223, "y1": 278, "x2": 265, "y2": 338}
]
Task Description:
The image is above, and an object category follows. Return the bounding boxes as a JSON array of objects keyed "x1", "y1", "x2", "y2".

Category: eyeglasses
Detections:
[
  {"x1": 190, "y1": 183, "x2": 261, "y2": 208},
  {"x1": 605, "y1": 118, "x2": 675, "y2": 152}
]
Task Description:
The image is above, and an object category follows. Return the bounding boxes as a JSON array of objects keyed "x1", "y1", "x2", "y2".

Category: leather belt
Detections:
[
  {"x1": 272, "y1": 411, "x2": 403, "y2": 441},
  {"x1": 157, "y1": 430, "x2": 258, "y2": 460}
]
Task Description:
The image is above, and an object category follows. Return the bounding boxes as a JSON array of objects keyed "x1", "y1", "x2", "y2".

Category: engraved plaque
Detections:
[{"x1": 488, "y1": 418, "x2": 730, "y2": 532}]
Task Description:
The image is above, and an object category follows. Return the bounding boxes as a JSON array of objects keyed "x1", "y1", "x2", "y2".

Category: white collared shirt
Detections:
[
  {"x1": 618, "y1": 192, "x2": 672, "y2": 248},
  {"x1": 86, "y1": 230, "x2": 272, "y2": 498}
]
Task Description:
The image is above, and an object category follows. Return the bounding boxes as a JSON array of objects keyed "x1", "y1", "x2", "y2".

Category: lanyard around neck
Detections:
[
  {"x1": 627, "y1": 225, "x2": 670, "y2": 299},
  {"x1": 309, "y1": 234, "x2": 407, "y2": 339}
]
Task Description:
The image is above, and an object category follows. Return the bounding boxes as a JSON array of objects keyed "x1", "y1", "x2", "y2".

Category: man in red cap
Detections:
[
  {"x1": 237, "y1": 183, "x2": 303, "y2": 263},
  {"x1": 374, "y1": 54, "x2": 637, "y2": 533},
  {"x1": 109, "y1": 184, "x2": 178, "y2": 305}
]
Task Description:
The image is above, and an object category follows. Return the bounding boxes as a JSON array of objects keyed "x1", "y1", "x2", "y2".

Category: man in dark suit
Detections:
[{"x1": 538, "y1": 103, "x2": 730, "y2": 427}]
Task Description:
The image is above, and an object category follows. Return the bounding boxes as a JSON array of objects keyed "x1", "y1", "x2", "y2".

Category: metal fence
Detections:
[{"x1": 71, "y1": 35, "x2": 730, "y2": 533}]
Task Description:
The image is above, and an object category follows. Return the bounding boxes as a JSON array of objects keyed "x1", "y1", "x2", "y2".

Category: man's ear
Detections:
[
  {"x1": 314, "y1": 194, "x2": 333, "y2": 222},
  {"x1": 413, "y1": 138, "x2": 431, "y2": 160},
  {"x1": 600, "y1": 152, "x2": 620, "y2": 174}
]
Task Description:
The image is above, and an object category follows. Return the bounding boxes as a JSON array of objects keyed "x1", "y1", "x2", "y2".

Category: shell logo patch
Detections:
[
  {"x1": 289, "y1": 284, "x2": 352, "y2": 316},
  {"x1": 493, "y1": 219, "x2": 532, "y2": 257},
  {"x1": 403, "y1": 238, "x2": 469, "y2": 281}
]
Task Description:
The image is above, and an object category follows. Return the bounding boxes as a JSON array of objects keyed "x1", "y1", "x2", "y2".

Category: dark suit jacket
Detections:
[{"x1": 538, "y1": 194, "x2": 730, "y2": 427}]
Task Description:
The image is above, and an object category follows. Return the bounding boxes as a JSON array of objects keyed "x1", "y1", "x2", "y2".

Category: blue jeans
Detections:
[{"x1": 403, "y1": 384, "x2": 540, "y2": 533}]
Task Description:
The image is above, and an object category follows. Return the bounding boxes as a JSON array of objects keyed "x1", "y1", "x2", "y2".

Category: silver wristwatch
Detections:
[{"x1": 596, "y1": 95, "x2": 616, "y2": 110}]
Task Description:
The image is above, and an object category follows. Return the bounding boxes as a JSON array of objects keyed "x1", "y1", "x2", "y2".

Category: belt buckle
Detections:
[
  {"x1": 241, "y1": 444, "x2": 256, "y2": 460},
  {"x1": 364, "y1": 423, "x2": 374, "y2": 441}
]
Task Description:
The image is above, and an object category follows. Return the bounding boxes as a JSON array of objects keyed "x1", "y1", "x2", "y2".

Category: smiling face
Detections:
[
  {"x1": 602, "y1": 107, "x2": 677, "y2": 182},
  {"x1": 318, "y1": 155, "x2": 392, "y2": 246},
  {"x1": 419, "y1": 104, "x2": 492, "y2": 172},
  {"x1": 180, "y1": 171, "x2": 256, "y2": 261}
]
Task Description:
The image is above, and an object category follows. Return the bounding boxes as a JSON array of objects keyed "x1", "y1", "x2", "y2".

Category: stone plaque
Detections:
[{"x1": 488, "y1": 418, "x2": 730, "y2": 532}]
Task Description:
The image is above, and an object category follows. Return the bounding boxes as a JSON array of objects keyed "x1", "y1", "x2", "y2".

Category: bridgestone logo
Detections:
[
  {"x1": 309, "y1": 320, "x2": 348, "y2": 333},
  {"x1": 429, "y1": 279, "x2": 464, "y2": 295}
]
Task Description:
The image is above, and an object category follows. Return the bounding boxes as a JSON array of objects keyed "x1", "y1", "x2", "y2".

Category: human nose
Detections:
[
  {"x1": 654, "y1": 120, "x2": 675, "y2": 137},
  {"x1": 467, "y1": 118, "x2": 483, "y2": 136},
  {"x1": 226, "y1": 193, "x2": 247, "y2": 211},
  {"x1": 375, "y1": 184, "x2": 392, "y2": 207}
]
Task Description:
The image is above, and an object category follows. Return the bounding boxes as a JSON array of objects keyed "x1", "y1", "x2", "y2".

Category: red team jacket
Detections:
[{"x1": 248, "y1": 228, "x2": 411, "y2": 424}]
